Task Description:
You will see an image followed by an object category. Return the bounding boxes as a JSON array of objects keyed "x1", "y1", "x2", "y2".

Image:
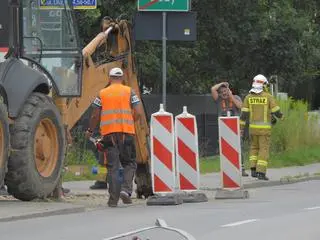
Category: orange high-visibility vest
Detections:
[
  {"x1": 221, "y1": 96, "x2": 233, "y2": 112},
  {"x1": 99, "y1": 84, "x2": 135, "y2": 136}
]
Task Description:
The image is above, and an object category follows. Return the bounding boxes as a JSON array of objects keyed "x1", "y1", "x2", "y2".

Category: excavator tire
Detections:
[
  {"x1": 5, "y1": 93, "x2": 66, "y2": 201},
  {"x1": 0, "y1": 98, "x2": 9, "y2": 186}
]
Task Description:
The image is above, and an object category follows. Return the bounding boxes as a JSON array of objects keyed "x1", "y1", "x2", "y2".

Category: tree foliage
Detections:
[{"x1": 74, "y1": 0, "x2": 320, "y2": 107}]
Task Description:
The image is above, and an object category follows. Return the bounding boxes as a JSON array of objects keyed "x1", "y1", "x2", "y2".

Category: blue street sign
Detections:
[{"x1": 39, "y1": 0, "x2": 97, "y2": 10}]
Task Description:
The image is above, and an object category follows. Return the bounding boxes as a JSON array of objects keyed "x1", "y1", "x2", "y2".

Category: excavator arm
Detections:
[{"x1": 53, "y1": 18, "x2": 153, "y2": 198}]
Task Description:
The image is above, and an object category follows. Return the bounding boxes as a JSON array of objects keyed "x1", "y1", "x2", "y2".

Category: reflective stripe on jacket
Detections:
[
  {"x1": 99, "y1": 84, "x2": 135, "y2": 135},
  {"x1": 240, "y1": 91, "x2": 280, "y2": 135}
]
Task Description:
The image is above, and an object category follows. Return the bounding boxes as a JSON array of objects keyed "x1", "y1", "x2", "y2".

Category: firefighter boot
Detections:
[
  {"x1": 250, "y1": 168, "x2": 257, "y2": 178},
  {"x1": 257, "y1": 172, "x2": 269, "y2": 181}
]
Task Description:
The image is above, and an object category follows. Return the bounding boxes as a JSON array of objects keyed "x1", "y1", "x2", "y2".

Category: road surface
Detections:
[{"x1": 0, "y1": 180, "x2": 319, "y2": 240}]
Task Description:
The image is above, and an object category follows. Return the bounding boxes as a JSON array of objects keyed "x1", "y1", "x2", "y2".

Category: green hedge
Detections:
[{"x1": 270, "y1": 98, "x2": 320, "y2": 154}]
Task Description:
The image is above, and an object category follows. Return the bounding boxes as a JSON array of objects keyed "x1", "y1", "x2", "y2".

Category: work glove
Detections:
[
  {"x1": 271, "y1": 115, "x2": 277, "y2": 125},
  {"x1": 89, "y1": 137, "x2": 105, "y2": 152},
  {"x1": 96, "y1": 140, "x2": 105, "y2": 152}
]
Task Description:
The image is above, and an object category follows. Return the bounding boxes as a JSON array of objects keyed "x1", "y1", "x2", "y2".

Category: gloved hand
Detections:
[
  {"x1": 271, "y1": 115, "x2": 277, "y2": 125},
  {"x1": 95, "y1": 140, "x2": 105, "y2": 152}
]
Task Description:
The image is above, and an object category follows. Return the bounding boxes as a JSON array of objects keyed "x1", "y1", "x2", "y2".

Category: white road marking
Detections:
[
  {"x1": 221, "y1": 219, "x2": 259, "y2": 227},
  {"x1": 304, "y1": 206, "x2": 320, "y2": 210}
]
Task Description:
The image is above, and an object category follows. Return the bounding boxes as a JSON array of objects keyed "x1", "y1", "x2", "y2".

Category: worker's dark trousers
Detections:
[{"x1": 103, "y1": 133, "x2": 137, "y2": 204}]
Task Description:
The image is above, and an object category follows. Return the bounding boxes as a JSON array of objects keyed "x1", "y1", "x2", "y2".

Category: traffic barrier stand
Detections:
[
  {"x1": 146, "y1": 104, "x2": 183, "y2": 206},
  {"x1": 175, "y1": 106, "x2": 208, "y2": 203},
  {"x1": 215, "y1": 115, "x2": 249, "y2": 199}
]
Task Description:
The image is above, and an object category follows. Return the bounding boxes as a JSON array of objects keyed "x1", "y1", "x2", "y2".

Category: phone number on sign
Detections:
[
  {"x1": 40, "y1": 0, "x2": 96, "y2": 6},
  {"x1": 72, "y1": 0, "x2": 96, "y2": 6}
]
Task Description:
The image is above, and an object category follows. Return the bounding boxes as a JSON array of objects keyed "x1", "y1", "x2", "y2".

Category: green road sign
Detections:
[{"x1": 138, "y1": 0, "x2": 190, "y2": 12}]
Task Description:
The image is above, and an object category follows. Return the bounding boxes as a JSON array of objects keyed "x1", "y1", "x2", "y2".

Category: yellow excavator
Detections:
[{"x1": 0, "y1": 0, "x2": 152, "y2": 201}]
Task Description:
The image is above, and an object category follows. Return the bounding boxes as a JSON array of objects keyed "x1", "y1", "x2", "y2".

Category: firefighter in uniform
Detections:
[
  {"x1": 240, "y1": 74, "x2": 283, "y2": 180},
  {"x1": 85, "y1": 67, "x2": 143, "y2": 207}
]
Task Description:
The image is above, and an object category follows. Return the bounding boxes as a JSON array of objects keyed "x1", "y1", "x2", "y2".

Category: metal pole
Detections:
[
  {"x1": 162, "y1": 11, "x2": 167, "y2": 110},
  {"x1": 275, "y1": 75, "x2": 279, "y2": 97}
]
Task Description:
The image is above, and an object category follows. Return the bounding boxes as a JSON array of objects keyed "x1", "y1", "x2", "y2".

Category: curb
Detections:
[
  {"x1": 244, "y1": 175, "x2": 320, "y2": 189},
  {"x1": 200, "y1": 175, "x2": 320, "y2": 191},
  {"x1": 67, "y1": 176, "x2": 320, "y2": 196},
  {"x1": 0, "y1": 205, "x2": 86, "y2": 223}
]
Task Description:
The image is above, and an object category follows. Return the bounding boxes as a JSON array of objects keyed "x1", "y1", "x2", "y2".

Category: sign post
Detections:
[
  {"x1": 162, "y1": 11, "x2": 167, "y2": 109},
  {"x1": 138, "y1": 0, "x2": 191, "y2": 110}
]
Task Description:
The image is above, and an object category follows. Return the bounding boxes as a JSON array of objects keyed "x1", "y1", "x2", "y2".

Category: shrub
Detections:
[{"x1": 270, "y1": 97, "x2": 320, "y2": 155}]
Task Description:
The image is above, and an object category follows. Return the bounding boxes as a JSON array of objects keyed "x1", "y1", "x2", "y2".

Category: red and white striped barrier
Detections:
[
  {"x1": 218, "y1": 116, "x2": 242, "y2": 189},
  {"x1": 0, "y1": 48, "x2": 8, "y2": 53},
  {"x1": 0, "y1": 48, "x2": 8, "y2": 62},
  {"x1": 175, "y1": 106, "x2": 200, "y2": 191},
  {"x1": 150, "y1": 104, "x2": 176, "y2": 194}
]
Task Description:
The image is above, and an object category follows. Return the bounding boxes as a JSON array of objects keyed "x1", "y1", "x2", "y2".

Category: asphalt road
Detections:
[{"x1": 0, "y1": 180, "x2": 320, "y2": 240}]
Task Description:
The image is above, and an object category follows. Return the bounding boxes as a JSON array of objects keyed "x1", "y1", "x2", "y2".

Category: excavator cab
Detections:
[
  {"x1": 0, "y1": 0, "x2": 83, "y2": 201},
  {"x1": 17, "y1": 0, "x2": 83, "y2": 97}
]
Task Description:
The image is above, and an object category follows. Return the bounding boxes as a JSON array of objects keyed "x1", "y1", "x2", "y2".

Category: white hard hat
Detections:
[{"x1": 109, "y1": 67, "x2": 123, "y2": 77}]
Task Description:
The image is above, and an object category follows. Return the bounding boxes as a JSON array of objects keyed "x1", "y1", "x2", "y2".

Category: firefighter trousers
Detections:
[
  {"x1": 249, "y1": 134, "x2": 271, "y2": 174},
  {"x1": 102, "y1": 133, "x2": 137, "y2": 204}
]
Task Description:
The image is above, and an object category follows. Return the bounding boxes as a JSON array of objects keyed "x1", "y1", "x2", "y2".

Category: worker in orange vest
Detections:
[
  {"x1": 86, "y1": 67, "x2": 143, "y2": 207},
  {"x1": 211, "y1": 81, "x2": 249, "y2": 177}
]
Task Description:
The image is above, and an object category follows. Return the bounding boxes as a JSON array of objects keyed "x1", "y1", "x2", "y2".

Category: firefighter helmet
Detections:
[
  {"x1": 253, "y1": 74, "x2": 268, "y2": 85},
  {"x1": 250, "y1": 74, "x2": 268, "y2": 93}
]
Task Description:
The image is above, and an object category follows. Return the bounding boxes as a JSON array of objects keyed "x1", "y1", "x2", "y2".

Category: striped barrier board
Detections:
[
  {"x1": 218, "y1": 116, "x2": 242, "y2": 189},
  {"x1": 0, "y1": 48, "x2": 8, "y2": 62},
  {"x1": 0, "y1": 48, "x2": 8, "y2": 52},
  {"x1": 175, "y1": 106, "x2": 200, "y2": 191},
  {"x1": 150, "y1": 104, "x2": 176, "y2": 194}
]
